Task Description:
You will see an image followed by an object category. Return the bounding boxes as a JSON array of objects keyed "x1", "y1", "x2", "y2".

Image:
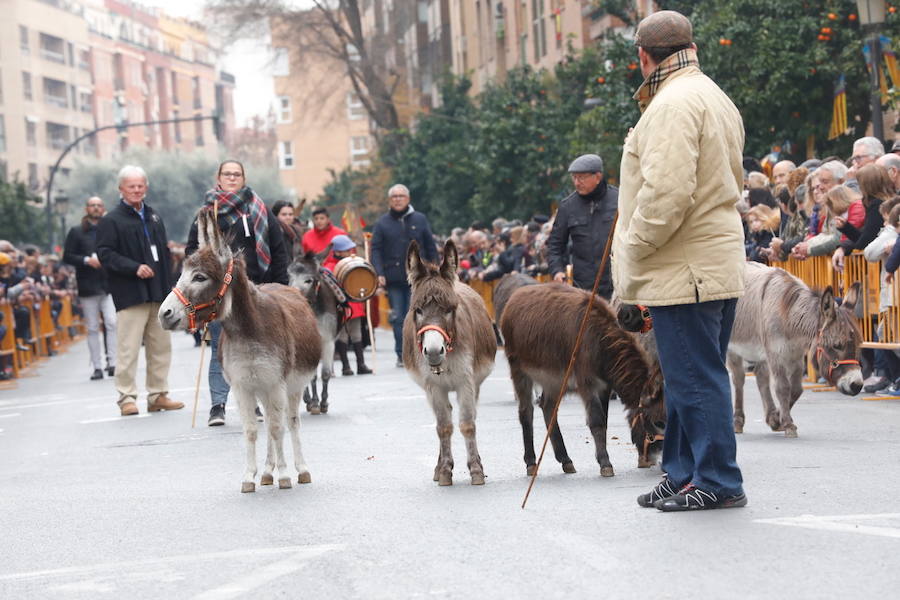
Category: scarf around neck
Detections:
[
  {"x1": 633, "y1": 47, "x2": 700, "y2": 112},
  {"x1": 204, "y1": 186, "x2": 271, "y2": 273}
]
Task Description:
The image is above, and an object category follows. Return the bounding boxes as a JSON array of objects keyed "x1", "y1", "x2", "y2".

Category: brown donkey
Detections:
[
  {"x1": 158, "y1": 208, "x2": 321, "y2": 492},
  {"x1": 727, "y1": 261, "x2": 863, "y2": 438},
  {"x1": 500, "y1": 284, "x2": 666, "y2": 477},
  {"x1": 403, "y1": 239, "x2": 497, "y2": 486}
]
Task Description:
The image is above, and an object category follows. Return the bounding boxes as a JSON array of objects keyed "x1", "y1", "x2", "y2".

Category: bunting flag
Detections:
[
  {"x1": 881, "y1": 35, "x2": 900, "y2": 89},
  {"x1": 341, "y1": 203, "x2": 366, "y2": 237},
  {"x1": 862, "y1": 40, "x2": 889, "y2": 102},
  {"x1": 828, "y1": 75, "x2": 848, "y2": 141}
]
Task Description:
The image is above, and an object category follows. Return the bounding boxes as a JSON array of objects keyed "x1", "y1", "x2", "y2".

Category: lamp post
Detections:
[
  {"x1": 857, "y1": 0, "x2": 887, "y2": 142},
  {"x1": 54, "y1": 194, "x2": 69, "y2": 243}
]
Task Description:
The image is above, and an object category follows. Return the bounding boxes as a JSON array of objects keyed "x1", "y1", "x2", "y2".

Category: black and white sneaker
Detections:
[
  {"x1": 255, "y1": 406, "x2": 264, "y2": 422},
  {"x1": 208, "y1": 404, "x2": 226, "y2": 427},
  {"x1": 637, "y1": 477, "x2": 681, "y2": 507},
  {"x1": 655, "y1": 483, "x2": 747, "y2": 511}
]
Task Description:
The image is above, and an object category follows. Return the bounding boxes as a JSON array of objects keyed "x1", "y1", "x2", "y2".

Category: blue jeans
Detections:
[
  {"x1": 386, "y1": 283, "x2": 411, "y2": 358},
  {"x1": 649, "y1": 299, "x2": 744, "y2": 496},
  {"x1": 208, "y1": 320, "x2": 230, "y2": 407}
]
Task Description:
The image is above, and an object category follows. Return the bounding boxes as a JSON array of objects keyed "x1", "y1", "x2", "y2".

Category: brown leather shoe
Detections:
[
  {"x1": 147, "y1": 394, "x2": 184, "y2": 412},
  {"x1": 120, "y1": 401, "x2": 139, "y2": 416}
]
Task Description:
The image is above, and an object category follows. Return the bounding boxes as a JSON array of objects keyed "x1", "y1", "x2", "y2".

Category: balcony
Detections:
[{"x1": 41, "y1": 48, "x2": 66, "y2": 64}]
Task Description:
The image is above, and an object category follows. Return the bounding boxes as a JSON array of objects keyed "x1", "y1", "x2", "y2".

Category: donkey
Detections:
[
  {"x1": 287, "y1": 246, "x2": 340, "y2": 415},
  {"x1": 492, "y1": 272, "x2": 538, "y2": 331},
  {"x1": 158, "y1": 208, "x2": 321, "y2": 492},
  {"x1": 403, "y1": 239, "x2": 497, "y2": 486},
  {"x1": 501, "y1": 283, "x2": 666, "y2": 477},
  {"x1": 727, "y1": 262, "x2": 863, "y2": 438}
]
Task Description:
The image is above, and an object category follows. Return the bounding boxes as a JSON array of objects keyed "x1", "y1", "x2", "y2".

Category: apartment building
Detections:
[
  {"x1": 271, "y1": 15, "x2": 373, "y2": 202},
  {"x1": 0, "y1": 0, "x2": 95, "y2": 190},
  {"x1": 0, "y1": 0, "x2": 235, "y2": 198}
]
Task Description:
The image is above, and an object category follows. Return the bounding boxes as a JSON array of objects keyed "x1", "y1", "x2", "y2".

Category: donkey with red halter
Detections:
[
  {"x1": 159, "y1": 208, "x2": 321, "y2": 492},
  {"x1": 727, "y1": 261, "x2": 863, "y2": 437},
  {"x1": 403, "y1": 239, "x2": 497, "y2": 486}
]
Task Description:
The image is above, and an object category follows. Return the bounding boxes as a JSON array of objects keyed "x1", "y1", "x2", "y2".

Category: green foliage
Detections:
[
  {"x1": 61, "y1": 150, "x2": 290, "y2": 243},
  {"x1": 0, "y1": 176, "x2": 49, "y2": 247}
]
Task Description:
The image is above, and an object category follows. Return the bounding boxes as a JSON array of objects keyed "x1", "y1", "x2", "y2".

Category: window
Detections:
[
  {"x1": 531, "y1": 0, "x2": 546, "y2": 59},
  {"x1": 277, "y1": 96, "x2": 292, "y2": 123},
  {"x1": 22, "y1": 72, "x2": 33, "y2": 101},
  {"x1": 25, "y1": 118, "x2": 37, "y2": 147},
  {"x1": 278, "y1": 141, "x2": 294, "y2": 169},
  {"x1": 273, "y1": 48, "x2": 289, "y2": 76},
  {"x1": 194, "y1": 117, "x2": 204, "y2": 146},
  {"x1": 20, "y1": 26, "x2": 29, "y2": 55},
  {"x1": 173, "y1": 109, "x2": 181, "y2": 143},
  {"x1": 171, "y1": 72, "x2": 179, "y2": 104},
  {"x1": 43, "y1": 77, "x2": 68, "y2": 108},
  {"x1": 192, "y1": 76, "x2": 201, "y2": 109},
  {"x1": 0, "y1": 115, "x2": 6, "y2": 153},
  {"x1": 79, "y1": 91, "x2": 92, "y2": 113},
  {"x1": 39, "y1": 33, "x2": 66, "y2": 64},
  {"x1": 346, "y1": 92, "x2": 365, "y2": 120},
  {"x1": 350, "y1": 136, "x2": 370, "y2": 167},
  {"x1": 28, "y1": 163, "x2": 39, "y2": 190},
  {"x1": 46, "y1": 122, "x2": 70, "y2": 150},
  {"x1": 78, "y1": 48, "x2": 91, "y2": 71},
  {"x1": 67, "y1": 42, "x2": 75, "y2": 67}
]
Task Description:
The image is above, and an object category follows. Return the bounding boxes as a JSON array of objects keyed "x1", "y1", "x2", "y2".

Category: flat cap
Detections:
[
  {"x1": 568, "y1": 154, "x2": 604, "y2": 173},
  {"x1": 635, "y1": 10, "x2": 692, "y2": 48}
]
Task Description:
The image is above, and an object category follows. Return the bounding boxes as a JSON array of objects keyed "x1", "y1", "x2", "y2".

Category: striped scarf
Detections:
[
  {"x1": 204, "y1": 186, "x2": 271, "y2": 273},
  {"x1": 633, "y1": 48, "x2": 700, "y2": 112}
]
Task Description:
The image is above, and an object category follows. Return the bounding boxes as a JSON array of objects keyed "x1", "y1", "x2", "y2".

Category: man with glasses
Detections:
[
  {"x1": 850, "y1": 136, "x2": 885, "y2": 169},
  {"x1": 547, "y1": 153, "x2": 618, "y2": 297},
  {"x1": 371, "y1": 184, "x2": 437, "y2": 367},
  {"x1": 64, "y1": 196, "x2": 117, "y2": 381}
]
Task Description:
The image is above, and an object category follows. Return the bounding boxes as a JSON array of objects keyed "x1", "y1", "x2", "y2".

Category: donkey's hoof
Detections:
[
  {"x1": 278, "y1": 477, "x2": 292, "y2": 489},
  {"x1": 600, "y1": 465, "x2": 615, "y2": 478},
  {"x1": 471, "y1": 472, "x2": 485, "y2": 485},
  {"x1": 438, "y1": 472, "x2": 453, "y2": 486},
  {"x1": 260, "y1": 473, "x2": 274, "y2": 486},
  {"x1": 637, "y1": 456, "x2": 653, "y2": 469},
  {"x1": 320, "y1": 403, "x2": 329, "y2": 414},
  {"x1": 784, "y1": 427, "x2": 798, "y2": 439},
  {"x1": 241, "y1": 481, "x2": 255, "y2": 493},
  {"x1": 562, "y1": 462, "x2": 576, "y2": 474},
  {"x1": 766, "y1": 414, "x2": 782, "y2": 431},
  {"x1": 309, "y1": 406, "x2": 321, "y2": 415},
  {"x1": 734, "y1": 423, "x2": 744, "y2": 434},
  {"x1": 526, "y1": 464, "x2": 537, "y2": 476},
  {"x1": 298, "y1": 472, "x2": 312, "y2": 484}
]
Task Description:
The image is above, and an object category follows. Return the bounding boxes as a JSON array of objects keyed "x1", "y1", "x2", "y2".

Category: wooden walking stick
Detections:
[
  {"x1": 521, "y1": 212, "x2": 619, "y2": 509},
  {"x1": 363, "y1": 232, "x2": 377, "y2": 366},
  {"x1": 191, "y1": 325, "x2": 208, "y2": 429}
]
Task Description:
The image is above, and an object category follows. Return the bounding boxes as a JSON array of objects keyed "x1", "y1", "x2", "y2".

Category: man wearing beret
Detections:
[
  {"x1": 613, "y1": 10, "x2": 747, "y2": 511},
  {"x1": 547, "y1": 153, "x2": 618, "y2": 297}
]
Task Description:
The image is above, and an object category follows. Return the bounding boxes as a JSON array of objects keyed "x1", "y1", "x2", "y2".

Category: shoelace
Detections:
[
  {"x1": 677, "y1": 484, "x2": 719, "y2": 507},
  {"x1": 650, "y1": 479, "x2": 678, "y2": 502}
]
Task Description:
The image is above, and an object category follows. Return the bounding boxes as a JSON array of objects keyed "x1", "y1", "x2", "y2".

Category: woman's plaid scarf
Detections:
[{"x1": 204, "y1": 186, "x2": 271, "y2": 273}]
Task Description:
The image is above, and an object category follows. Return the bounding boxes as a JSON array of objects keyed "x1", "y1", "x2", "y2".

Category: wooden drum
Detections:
[{"x1": 334, "y1": 256, "x2": 378, "y2": 301}]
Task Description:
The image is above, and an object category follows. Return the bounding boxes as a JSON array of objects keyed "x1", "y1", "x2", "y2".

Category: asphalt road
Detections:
[{"x1": 1, "y1": 328, "x2": 898, "y2": 599}]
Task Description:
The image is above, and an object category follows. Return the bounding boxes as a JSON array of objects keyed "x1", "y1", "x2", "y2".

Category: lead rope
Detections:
[{"x1": 521, "y1": 212, "x2": 618, "y2": 509}]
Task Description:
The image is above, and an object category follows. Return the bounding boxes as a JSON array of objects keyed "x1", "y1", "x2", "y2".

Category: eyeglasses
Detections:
[
  {"x1": 571, "y1": 173, "x2": 599, "y2": 181},
  {"x1": 850, "y1": 154, "x2": 873, "y2": 164},
  {"x1": 87, "y1": 204, "x2": 104, "y2": 208},
  {"x1": 389, "y1": 195, "x2": 408, "y2": 199},
  {"x1": 220, "y1": 171, "x2": 244, "y2": 179}
]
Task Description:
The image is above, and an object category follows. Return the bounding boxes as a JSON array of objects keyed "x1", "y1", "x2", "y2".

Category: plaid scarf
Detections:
[
  {"x1": 204, "y1": 186, "x2": 271, "y2": 273},
  {"x1": 633, "y1": 48, "x2": 700, "y2": 112}
]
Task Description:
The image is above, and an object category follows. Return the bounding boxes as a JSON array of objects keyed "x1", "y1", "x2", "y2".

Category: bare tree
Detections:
[{"x1": 209, "y1": 0, "x2": 401, "y2": 135}]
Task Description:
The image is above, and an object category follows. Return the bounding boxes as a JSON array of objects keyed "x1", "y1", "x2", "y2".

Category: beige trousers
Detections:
[{"x1": 115, "y1": 302, "x2": 171, "y2": 405}]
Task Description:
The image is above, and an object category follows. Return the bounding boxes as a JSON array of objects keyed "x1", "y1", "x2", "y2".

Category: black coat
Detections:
[
  {"x1": 185, "y1": 210, "x2": 288, "y2": 285},
  {"x1": 371, "y1": 207, "x2": 438, "y2": 285},
  {"x1": 63, "y1": 221, "x2": 108, "y2": 297},
  {"x1": 547, "y1": 181, "x2": 618, "y2": 297},
  {"x1": 96, "y1": 201, "x2": 172, "y2": 311}
]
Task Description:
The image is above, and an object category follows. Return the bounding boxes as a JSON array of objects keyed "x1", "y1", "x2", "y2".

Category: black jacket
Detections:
[
  {"x1": 371, "y1": 206, "x2": 438, "y2": 285},
  {"x1": 63, "y1": 221, "x2": 108, "y2": 297},
  {"x1": 547, "y1": 181, "x2": 618, "y2": 297},
  {"x1": 96, "y1": 201, "x2": 173, "y2": 311},
  {"x1": 185, "y1": 210, "x2": 288, "y2": 285}
]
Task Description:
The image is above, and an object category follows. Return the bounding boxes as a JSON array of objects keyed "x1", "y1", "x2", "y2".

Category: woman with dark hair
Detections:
[
  {"x1": 271, "y1": 200, "x2": 305, "y2": 260},
  {"x1": 185, "y1": 159, "x2": 290, "y2": 426}
]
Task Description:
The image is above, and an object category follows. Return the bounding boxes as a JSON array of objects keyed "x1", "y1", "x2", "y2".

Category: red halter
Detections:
[
  {"x1": 416, "y1": 324, "x2": 453, "y2": 353},
  {"x1": 630, "y1": 412, "x2": 665, "y2": 464},
  {"x1": 815, "y1": 326, "x2": 860, "y2": 384},
  {"x1": 171, "y1": 259, "x2": 234, "y2": 333},
  {"x1": 635, "y1": 304, "x2": 653, "y2": 334}
]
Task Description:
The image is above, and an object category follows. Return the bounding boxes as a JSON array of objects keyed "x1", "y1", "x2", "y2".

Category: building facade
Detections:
[{"x1": 0, "y1": 0, "x2": 235, "y2": 201}]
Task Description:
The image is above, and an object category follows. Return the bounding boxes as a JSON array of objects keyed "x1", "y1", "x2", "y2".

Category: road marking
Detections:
[
  {"x1": 0, "y1": 413, "x2": 21, "y2": 419},
  {"x1": 0, "y1": 544, "x2": 341, "y2": 583},
  {"x1": 79, "y1": 414, "x2": 152, "y2": 424},
  {"x1": 0, "y1": 388, "x2": 195, "y2": 412},
  {"x1": 756, "y1": 513, "x2": 900, "y2": 539},
  {"x1": 192, "y1": 545, "x2": 338, "y2": 600}
]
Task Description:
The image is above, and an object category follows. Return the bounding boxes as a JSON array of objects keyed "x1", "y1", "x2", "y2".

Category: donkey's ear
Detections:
[
  {"x1": 314, "y1": 243, "x2": 332, "y2": 265},
  {"x1": 406, "y1": 240, "x2": 425, "y2": 283},
  {"x1": 196, "y1": 208, "x2": 218, "y2": 250},
  {"x1": 820, "y1": 286, "x2": 837, "y2": 320},
  {"x1": 841, "y1": 281, "x2": 861, "y2": 312},
  {"x1": 440, "y1": 239, "x2": 458, "y2": 281}
]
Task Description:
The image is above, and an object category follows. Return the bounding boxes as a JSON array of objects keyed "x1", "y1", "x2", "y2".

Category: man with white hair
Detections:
[
  {"x1": 791, "y1": 160, "x2": 848, "y2": 259},
  {"x1": 772, "y1": 160, "x2": 796, "y2": 187},
  {"x1": 876, "y1": 153, "x2": 900, "y2": 192},
  {"x1": 96, "y1": 165, "x2": 182, "y2": 416},
  {"x1": 370, "y1": 183, "x2": 438, "y2": 367},
  {"x1": 851, "y1": 136, "x2": 885, "y2": 170}
]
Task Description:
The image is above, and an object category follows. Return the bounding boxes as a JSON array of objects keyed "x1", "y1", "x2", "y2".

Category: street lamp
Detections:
[
  {"x1": 857, "y1": 0, "x2": 887, "y2": 142},
  {"x1": 54, "y1": 194, "x2": 69, "y2": 243}
]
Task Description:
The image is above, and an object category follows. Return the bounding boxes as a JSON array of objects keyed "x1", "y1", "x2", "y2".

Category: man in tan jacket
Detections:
[{"x1": 612, "y1": 10, "x2": 747, "y2": 512}]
